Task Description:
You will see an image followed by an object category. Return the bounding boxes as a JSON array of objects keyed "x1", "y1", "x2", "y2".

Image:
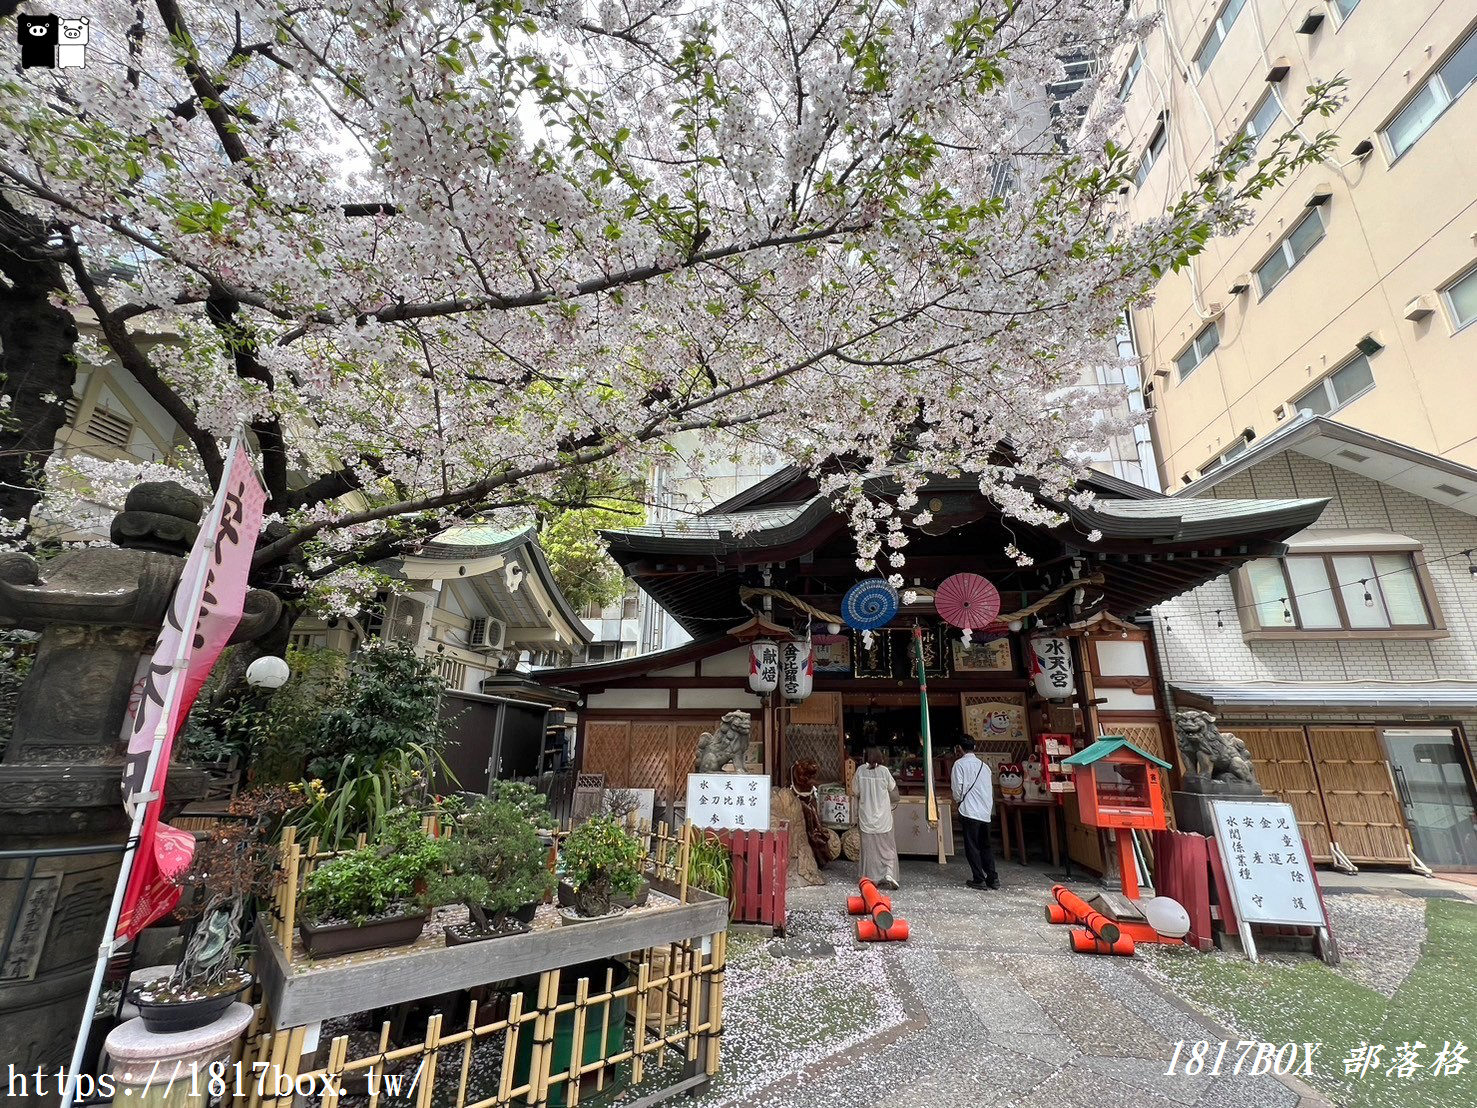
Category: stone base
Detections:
[
  {"x1": 106, "y1": 1002, "x2": 253, "y2": 1108},
  {"x1": 1172, "y1": 790, "x2": 1279, "y2": 837}
]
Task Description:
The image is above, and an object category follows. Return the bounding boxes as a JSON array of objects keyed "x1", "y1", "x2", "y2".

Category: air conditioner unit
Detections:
[
  {"x1": 1228, "y1": 273, "x2": 1251, "y2": 295},
  {"x1": 384, "y1": 595, "x2": 427, "y2": 644},
  {"x1": 467, "y1": 616, "x2": 507, "y2": 651}
]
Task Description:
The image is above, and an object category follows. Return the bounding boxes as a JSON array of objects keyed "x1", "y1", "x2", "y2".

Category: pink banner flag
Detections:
[{"x1": 117, "y1": 440, "x2": 267, "y2": 941}]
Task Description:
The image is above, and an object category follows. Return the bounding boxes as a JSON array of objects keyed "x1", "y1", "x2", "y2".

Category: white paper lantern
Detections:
[
  {"x1": 1029, "y1": 635, "x2": 1074, "y2": 700},
  {"x1": 748, "y1": 640, "x2": 779, "y2": 695},
  {"x1": 779, "y1": 639, "x2": 814, "y2": 701}
]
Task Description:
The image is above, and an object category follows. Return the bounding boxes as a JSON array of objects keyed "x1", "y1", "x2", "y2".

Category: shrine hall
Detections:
[{"x1": 539, "y1": 467, "x2": 1327, "y2": 876}]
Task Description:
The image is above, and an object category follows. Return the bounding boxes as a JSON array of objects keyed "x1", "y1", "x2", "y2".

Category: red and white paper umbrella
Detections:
[{"x1": 934, "y1": 573, "x2": 1001, "y2": 644}]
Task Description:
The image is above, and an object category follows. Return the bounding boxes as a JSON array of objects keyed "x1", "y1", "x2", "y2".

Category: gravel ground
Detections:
[
  {"x1": 683, "y1": 856, "x2": 1315, "y2": 1108},
  {"x1": 1321, "y1": 894, "x2": 1426, "y2": 998}
]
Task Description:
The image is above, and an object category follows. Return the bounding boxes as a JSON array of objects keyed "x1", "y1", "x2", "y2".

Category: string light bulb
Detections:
[
  {"x1": 1361, "y1": 580, "x2": 1374, "y2": 608},
  {"x1": 1282, "y1": 598, "x2": 1293, "y2": 624},
  {"x1": 1467, "y1": 550, "x2": 1477, "y2": 578},
  {"x1": 1215, "y1": 610, "x2": 1224, "y2": 629}
]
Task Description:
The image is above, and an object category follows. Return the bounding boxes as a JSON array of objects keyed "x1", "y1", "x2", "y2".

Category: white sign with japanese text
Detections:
[
  {"x1": 685, "y1": 773, "x2": 771, "y2": 831},
  {"x1": 1210, "y1": 799, "x2": 1327, "y2": 929}
]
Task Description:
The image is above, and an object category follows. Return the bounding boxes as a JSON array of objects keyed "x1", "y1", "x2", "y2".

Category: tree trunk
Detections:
[{"x1": 0, "y1": 192, "x2": 78, "y2": 539}]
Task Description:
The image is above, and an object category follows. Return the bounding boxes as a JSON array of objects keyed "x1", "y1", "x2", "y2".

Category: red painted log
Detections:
[{"x1": 1069, "y1": 928, "x2": 1135, "y2": 956}]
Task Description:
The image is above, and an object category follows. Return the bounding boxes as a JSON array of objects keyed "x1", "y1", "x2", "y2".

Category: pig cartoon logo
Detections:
[
  {"x1": 57, "y1": 17, "x2": 88, "y2": 69},
  {"x1": 17, "y1": 13, "x2": 58, "y2": 69}
]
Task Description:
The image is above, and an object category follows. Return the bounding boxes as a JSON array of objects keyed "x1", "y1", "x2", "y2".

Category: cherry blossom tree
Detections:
[{"x1": 0, "y1": 0, "x2": 1339, "y2": 609}]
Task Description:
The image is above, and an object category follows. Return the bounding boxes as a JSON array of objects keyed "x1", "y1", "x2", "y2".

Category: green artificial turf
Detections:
[{"x1": 1151, "y1": 898, "x2": 1477, "y2": 1108}]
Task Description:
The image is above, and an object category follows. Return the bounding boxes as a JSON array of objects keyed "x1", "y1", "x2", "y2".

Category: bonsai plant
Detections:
[
  {"x1": 557, "y1": 816, "x2": 646, "y2": 922},
  {"x1": 129, "y1": 786, "x2": 302, "y2": 1033},
  {"x1": 427, "y1": 795, "x2": 554, "y2": 946},
  {"x1": 298, "y1": 808, "x2": 444, "y2": 957}
]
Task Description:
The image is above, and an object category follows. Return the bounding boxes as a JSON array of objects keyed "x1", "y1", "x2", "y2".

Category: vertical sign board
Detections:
[
  {"x1": 1209, "y1": 798, "x2": 1330, "y2": 963},
  {"x1": 686, "y1": 773, "x2": 771, "y2": 831}
]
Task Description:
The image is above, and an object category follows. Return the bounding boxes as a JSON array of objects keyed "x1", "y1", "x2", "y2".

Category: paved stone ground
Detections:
[{"x1": 691, "y1": 854, "x2": 1328, "y2": 1108}]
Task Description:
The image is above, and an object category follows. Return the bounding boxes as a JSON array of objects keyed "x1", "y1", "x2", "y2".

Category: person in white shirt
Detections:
[
  {"x1": 849, "y1": 747, "x2": 901, "y2": 890},
  {"x1": 951, "y1": 738, "x2": 999, "y2": 889}
]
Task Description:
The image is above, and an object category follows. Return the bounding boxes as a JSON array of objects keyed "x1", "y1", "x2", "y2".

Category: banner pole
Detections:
[{"x1": 60, "y1": 435, "x2": 245, "y2": 1108}]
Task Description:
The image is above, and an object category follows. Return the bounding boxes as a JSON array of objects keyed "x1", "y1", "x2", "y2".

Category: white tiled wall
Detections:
[{"x1": 1150, "y1": 450, "x2": 1477, "y2": 762}]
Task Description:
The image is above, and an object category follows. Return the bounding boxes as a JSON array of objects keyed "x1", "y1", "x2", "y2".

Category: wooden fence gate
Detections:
[{"x1": 725, "y1": 829, "x2": 789, "y2": 934}]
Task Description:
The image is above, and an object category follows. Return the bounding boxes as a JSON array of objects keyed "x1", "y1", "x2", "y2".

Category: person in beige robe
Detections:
[{"x1": 849, "y1": 747, "x2": 901, "y2": 889}]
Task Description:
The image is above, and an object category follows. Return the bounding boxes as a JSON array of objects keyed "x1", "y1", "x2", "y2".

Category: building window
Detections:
[
  {"x1": 1441, "y1": 264, "x2": 1477, "y2": 331},
  {"x1": 1195, "y1": 0, "x2": 1248, "y2": 75},
  {"x1": 1241, "y1": 551, "x2": 1434, "y2": 632},
  {"x1": 1331, "y1": 0, "x2": 1360, "y2": 21},
  {"x1": 1381, "y1": 27, "x2": 1477, "y2": 160},
  {"x1": 1175, "y1": 321, "x2": 1220, "y2": 380},
  {"x1": 1134, "y1": 121, "x2": 1166, "y2": 186},
  {"x1": 1293, "y1": 352, "x2": 1374, "y2": 415},
  {"x1": 1255, "y1": 208, "x2": 1325, "y2": 296},
  {"x1": 1198, "y1": 438, "x2": 1246, "y2": 475},
  {"x1": 1118, "y1": 47, "x2": 1142, "y2": 99},
  {"x1": 1244, "y1": 93, "x2": 1281, "y2": 151}
]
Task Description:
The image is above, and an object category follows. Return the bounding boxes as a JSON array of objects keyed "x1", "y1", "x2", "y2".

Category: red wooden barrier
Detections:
[
  {"x1": 1150, "y1": 829, "x2": 1214, "y2": 952},
  {"x1": 726, "y1": 829, "x2": 789, "y2": 934}
]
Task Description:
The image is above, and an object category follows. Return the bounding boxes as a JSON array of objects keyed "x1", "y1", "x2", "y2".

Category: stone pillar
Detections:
[{"x1": 0, "y1": 482, "x2": 280, "y2": 1102}]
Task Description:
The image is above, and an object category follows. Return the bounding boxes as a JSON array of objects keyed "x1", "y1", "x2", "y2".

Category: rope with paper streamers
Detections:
[{"x1": 738, "y1": 572, "x2": 1106, "y2": 630}]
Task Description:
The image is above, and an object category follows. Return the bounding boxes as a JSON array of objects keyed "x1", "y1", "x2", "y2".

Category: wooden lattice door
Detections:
[
  {"x1": 1235, "y1": 727, "x2": 1333, "y2": 863},
  {"x1": 1307, "y1": 727, "x2": 1411, "y2": 865},
  {"x1": 582, "y1": 721, "x2": 631, "y2": 787}
]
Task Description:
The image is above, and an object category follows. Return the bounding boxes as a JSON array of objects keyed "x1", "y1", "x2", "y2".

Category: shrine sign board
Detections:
[
  {"x1": 1209, "y1": 798, "x2": 1327, "y2": 930},
  {"x1": 686, "y1": 773, "x2": 771, "y2": 831}
]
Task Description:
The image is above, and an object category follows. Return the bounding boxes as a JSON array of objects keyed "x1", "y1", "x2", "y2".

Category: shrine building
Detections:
[{"x1": 539, "y1": 467, "x2": 1327, "y2": 874}]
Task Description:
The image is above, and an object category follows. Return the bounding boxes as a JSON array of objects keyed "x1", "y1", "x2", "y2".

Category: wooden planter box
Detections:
[{"x1": 255, "y1": 879, "x2": 727, "y2": 1029}]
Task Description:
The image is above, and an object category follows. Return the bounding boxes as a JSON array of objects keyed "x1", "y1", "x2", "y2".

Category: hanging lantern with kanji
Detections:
[
  {"x1": 780, "y1": 638, "x2": 814, "y2": 701},
  {"x1": 749, "y1": 639, "x2": 780, "y2": 694},
  {"x1": 1029, "y1": 635, "x2": 1075, "y2": 699}
]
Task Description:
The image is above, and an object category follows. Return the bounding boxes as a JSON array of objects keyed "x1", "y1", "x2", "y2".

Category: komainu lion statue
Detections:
[
  {"x1": 1174, "y1": 708, "x2": 1263, "y2": 796},
  {"x1": 694, "y1": 710, "x2": 752, "y2": 773}
]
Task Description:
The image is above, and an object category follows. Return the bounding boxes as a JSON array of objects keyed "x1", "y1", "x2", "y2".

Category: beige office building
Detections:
[{"x1": 1119, "y1": 0, "x2": 1477, "y2": 488}]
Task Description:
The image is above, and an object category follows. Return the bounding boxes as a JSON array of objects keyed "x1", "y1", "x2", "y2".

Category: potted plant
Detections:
[
  {"x1": 557, "y1": 816, "x2": 646, "y2": 924},
  {"x1": 427, "y1": 795, "x2": 554, "y2": 946},
  {"x1": 128, "y1": 787, "x2": 301, "y2": 1034},
  {"x1": 298, "y1": 808, "x2": 444, "y2": 958}
]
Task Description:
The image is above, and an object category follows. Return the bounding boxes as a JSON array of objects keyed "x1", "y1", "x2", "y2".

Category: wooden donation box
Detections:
[
  {"x1": 1063, "y1": 737, "x2": 1169, "y2": 832},
  {"x1": 1063, "y1": 737, "x2": 1171, "y2": 900}
]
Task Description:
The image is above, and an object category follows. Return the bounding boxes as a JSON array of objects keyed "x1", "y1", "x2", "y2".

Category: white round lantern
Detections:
[
  {"x1": 1029, "y1": 635, "x2": 1074, "y2": 700},
  {"x1": 748, "y1": 639, "x2": 779, "y2": 695},
  {"x1": 245, "y1": 655, "x2": 291, "y2": 690},
  {"x1": 779, "y1": 639, "x2": 814, "y2": 701},
  {"x1": 1143, "y1": 896, "x2": 1192, "y2": 939}
]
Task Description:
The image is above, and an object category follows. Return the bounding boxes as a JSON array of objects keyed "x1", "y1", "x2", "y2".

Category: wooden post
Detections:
[
  {"x1": 498, "y1": 992, "x2": 524, "y2": 1104},
  {"x1": 566, "y1": 976, "x2": 589, "y2": 1107},
  {"x1": 527, "y1": 969, "x2": 560, "y2": 1106},
  {"x1": 415, "y1": 1012, "x2": 442, "y2": 1108}
]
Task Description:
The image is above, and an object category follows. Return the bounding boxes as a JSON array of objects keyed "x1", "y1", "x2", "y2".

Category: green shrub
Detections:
[
  {"x1": 686, "y1": 831, "x2": 733, "y2": 909},
  {"x1": 301, "y1": 809, "x2": 444, "y2": 926},
  {"x1": 426, "y1": 796, "x2": 553, "y2": 932},
  {"x1": 487, "y1": 780, "x2": 552, "y2": 828},
  {"x1": 560, "y1": 816, "x2": 645, "y2": 917}
]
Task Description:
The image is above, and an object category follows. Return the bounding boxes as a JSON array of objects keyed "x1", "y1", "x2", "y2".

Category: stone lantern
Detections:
[{"x1": 0, "y1": 481, "x2": 281, "y2": 1089}]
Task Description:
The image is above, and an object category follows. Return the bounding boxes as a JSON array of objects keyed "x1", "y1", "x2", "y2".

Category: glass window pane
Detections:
[
  {"x1": 1247, "y1": 95, "x2": 1280, "y2": 148},
  {"x1": 1197, "y1": 30, "x2": 1223, "y2": 73},
  {"x1": 1334, "y1": 0, "x2": 1360, "y2": 18},
  {"x1": 1385, "y1": 83, "x2": 1445, "y2": 157},
  {"x1": 1257, "y1": 248, "x2": 1291, "y2": 294},
  {"x1": 1246, "y1": 560, "x2": 1290, "y2": 626},
  {"x1": 1286, "y1": 557, "x2": 1340, "y2": 628},
  {"x1": 1373, "y1": 554, "x2": 1431, "y2": 625},
  {"x1": 1295, "y1": 381, "x2": 1333, "y2": 415},
  {"x1": 1438, "y1": 31, "x2": 1477, "y2": 102},
  {"x1": 1332, "y1": 554, "x2": 1390, "y2": 628},
  {"x1": 1331, "y1": 354, "x2": 1374, "y2": 404},
  {"x1": 1176, "y1": 347, "x2": 1198, "y2": 378},
  {"x1": 1287, "y1": 210, "x2": 1325, "y2": 262},
  {"x1": 1447, "y1": 268, "x2": 1477, "y2": 327},
  {"x1": 1197, "y1": 322, "x2": 1219, "y2": 359}
]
